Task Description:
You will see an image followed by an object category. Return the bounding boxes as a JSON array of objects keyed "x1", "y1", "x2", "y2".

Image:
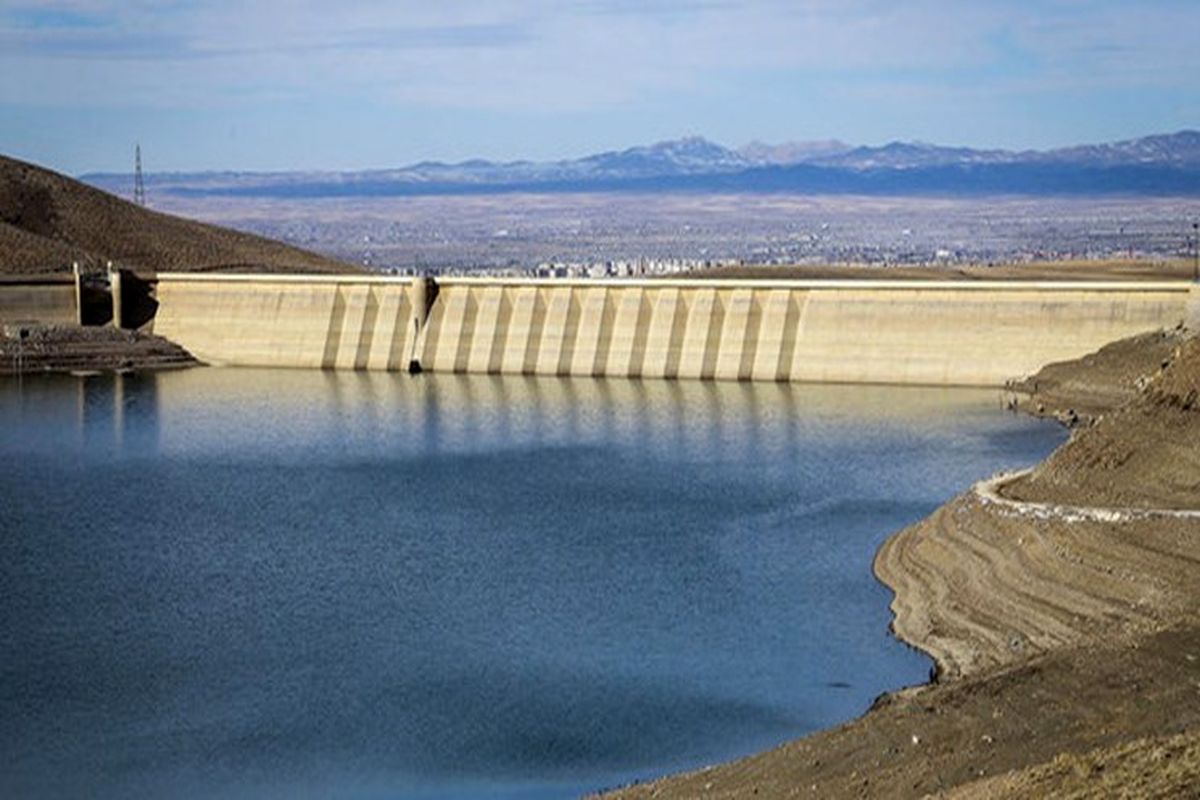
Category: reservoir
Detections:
[{"x1": 0, "y1": 369, "x2": 1064, "y2": 799}]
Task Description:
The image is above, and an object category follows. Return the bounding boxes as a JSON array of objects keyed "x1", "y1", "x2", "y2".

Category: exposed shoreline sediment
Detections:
[{"x1": 873, "y1": 470, "x2": 1198, "y2": 682}]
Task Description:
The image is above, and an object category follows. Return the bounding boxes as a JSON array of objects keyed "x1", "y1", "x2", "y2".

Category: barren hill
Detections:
[{"x1": 0, "y1": 155, "x2": 361, "y2": 275}]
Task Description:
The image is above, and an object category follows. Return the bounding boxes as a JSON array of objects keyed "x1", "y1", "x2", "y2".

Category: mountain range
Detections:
[{"x1": 82, "y1": 130, "x2": 1200, "y2": 198}]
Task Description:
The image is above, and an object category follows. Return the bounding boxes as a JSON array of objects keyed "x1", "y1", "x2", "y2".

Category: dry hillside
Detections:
[
  {"x1": 1006, "y1": 332, "x2": 1200, "y2": 509},
  {"x1": 0, "y1": 155, "x2": 361, "y2": 275}
]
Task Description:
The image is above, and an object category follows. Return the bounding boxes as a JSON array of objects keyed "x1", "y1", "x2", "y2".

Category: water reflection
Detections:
[
  {"x1": 1, "y1": 372, "x2": 163, "y2": 458},
  {"x1": 55, "y1": 367, "x2": 1013, "y2": 466},
  {"x1": 2, "y1": 368, "x2": 1023, "y2": 480}
]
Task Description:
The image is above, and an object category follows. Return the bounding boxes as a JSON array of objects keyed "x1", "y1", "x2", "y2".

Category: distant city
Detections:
[{"x1": 131, "y1": 192, "x2": 1199, "y2": 278}]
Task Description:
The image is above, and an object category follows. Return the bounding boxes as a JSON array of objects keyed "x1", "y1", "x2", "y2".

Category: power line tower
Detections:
[{"x1": 133, "y1": 143, "x2": 146, "y2": 207}]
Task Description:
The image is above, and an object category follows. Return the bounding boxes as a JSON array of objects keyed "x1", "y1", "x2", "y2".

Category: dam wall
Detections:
[
  {"x1": 0, "y1": 274, "x2": 79, "y2": 326},
  {"x1": 151, "y1": 273, "x2": 1194, "y2": 386},
  {"x1": 153, "y1": 274, "x2": 421, "y2": 370}
]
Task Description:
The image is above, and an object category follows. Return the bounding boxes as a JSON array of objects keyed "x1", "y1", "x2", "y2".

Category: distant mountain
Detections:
[
  {"x1": 809, "y1": 141, "x2": 1018, "y2": 170},
  {"x1": 738, "y1": 139, "x2": 852, "y2": 166},
  {"x1": 83, "y1": 135, "x2": 755, "y2": 195},
  {"x1": 571, "y1": 136, "x2": 751, "y2": 177},
  {"x1": 809, "y1": 131, "x2": 1200, "y2": 171},
  {"x1": 397, "y1": 136, "x2": 753, "y2": 183},
  {"x1": 81, "y1": 130, "x2": 1200, "y2": 199},
  {"x1": 1031, "y1": 130, "x2": 1200, "y2": 167}
]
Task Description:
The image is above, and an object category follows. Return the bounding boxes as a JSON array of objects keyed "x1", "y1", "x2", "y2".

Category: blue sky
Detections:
[{"x1": 1, "y1": 0, "x2": 1198, "y2": 173}]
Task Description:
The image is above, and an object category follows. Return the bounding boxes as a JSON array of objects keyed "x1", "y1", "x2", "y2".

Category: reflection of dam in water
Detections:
[
  {"x1": 140, "y1": 367, "x2": 1028, "y2": 463},
  {"x1": 0, "y1": 371, "x2": 161, "y2": 456},
  {"x1": 1, "y1": 365, "x2": 1027, "y2": 468},
  {"x1": 5, "y1": 367, "x2": 966, "y2": 461},
  {"x1": 150, "y1": 274, "x2": 1198, "y2": 386}
]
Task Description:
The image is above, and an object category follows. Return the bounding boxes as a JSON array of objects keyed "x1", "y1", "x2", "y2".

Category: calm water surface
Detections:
[{"x1": 0, "y1": 369, "x2": 1064, "y2": 799}]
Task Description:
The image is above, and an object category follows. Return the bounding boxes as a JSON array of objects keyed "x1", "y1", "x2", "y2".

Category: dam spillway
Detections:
[{"x1": 149, "y1": 273, "x2": 1196, "y2": 386}]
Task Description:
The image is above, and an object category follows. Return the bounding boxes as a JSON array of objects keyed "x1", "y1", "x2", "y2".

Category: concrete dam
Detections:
[
  {"x1": 0, "y1": 273, "x2": 82, "y2": 327},
  {"x1": 147, "y1": 273, "x2": 1197, "y2": 387}
]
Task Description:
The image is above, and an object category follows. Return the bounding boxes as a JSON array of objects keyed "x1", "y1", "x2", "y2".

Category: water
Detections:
[{"x1": 0, "y1": 369, "x2": 1064, "y2": 799}]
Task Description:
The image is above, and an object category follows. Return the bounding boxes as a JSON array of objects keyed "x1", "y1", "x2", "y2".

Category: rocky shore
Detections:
[
  {"x1": 0, "y1": 324, "x2": 197, "y2": 376},
  {"x1": 605, "y1": 327, "x2": 1200, "y2": 798}
]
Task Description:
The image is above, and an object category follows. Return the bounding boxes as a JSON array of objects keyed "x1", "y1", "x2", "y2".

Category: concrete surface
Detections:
[
  {"x1": 151, "y1": 274, "x2": 1193, "y2": 386},
  {"x1": 0, "y1": 274, "x2": 79, "y2": 326}
]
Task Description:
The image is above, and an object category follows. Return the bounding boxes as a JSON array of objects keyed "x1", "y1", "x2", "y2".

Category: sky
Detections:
[{"x1": 1, "y1": 0, "x2": 1198, "y2": 174}]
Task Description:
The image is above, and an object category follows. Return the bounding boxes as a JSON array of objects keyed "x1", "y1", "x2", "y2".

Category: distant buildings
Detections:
[{"x1": 175, "y1": 194, "x2": 1198, "y2": 277}]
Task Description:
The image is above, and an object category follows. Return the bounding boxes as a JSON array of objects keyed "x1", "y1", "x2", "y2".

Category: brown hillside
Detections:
[
  {"x1": 0, "y1": 155, "x2": 362, "y2": 275},
  {"x1": 1006, "y1": 333, "x2": 1200, "y2": 509}
]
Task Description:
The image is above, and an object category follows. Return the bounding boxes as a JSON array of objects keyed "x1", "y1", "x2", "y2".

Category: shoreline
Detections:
[{"x1": 606, "y1": 326, "x2": 1200, "y2": 797}]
